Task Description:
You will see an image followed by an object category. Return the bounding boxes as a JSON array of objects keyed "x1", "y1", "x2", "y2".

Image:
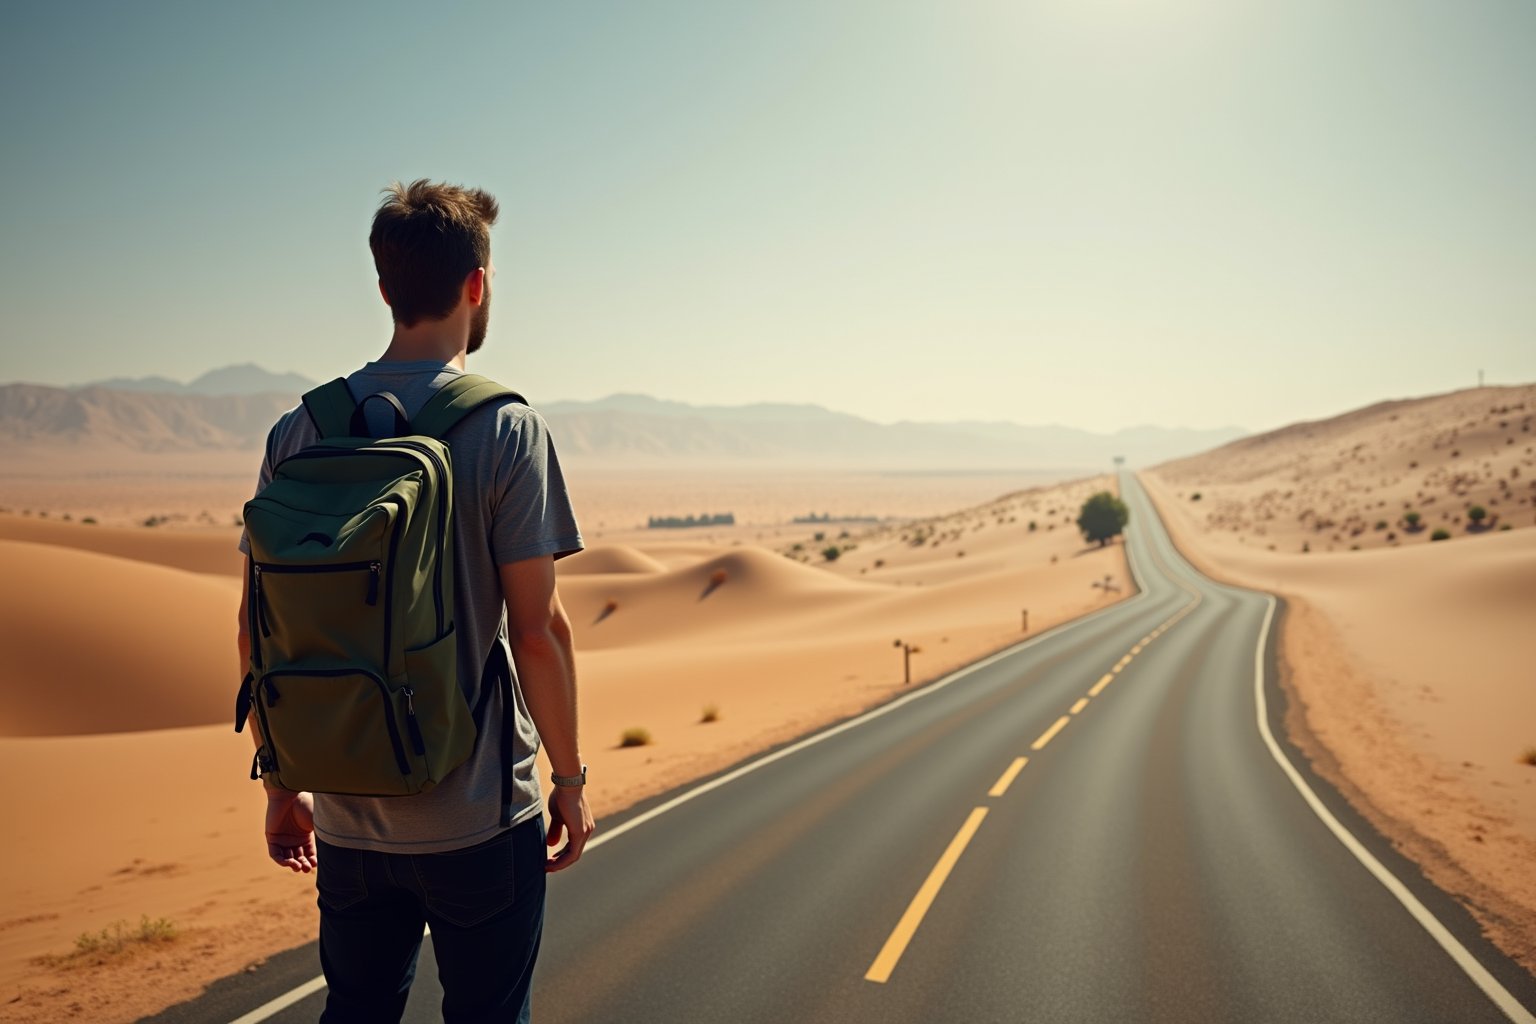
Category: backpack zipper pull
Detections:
[
  {"x1": 366, "y1": 562, "x2": 381, "y2": 606},
  {"x1": 262, "y1": 676, "x2": 281, "y2": 707},
  {"x1": 402, "y1": 686, "x2": 427, "y2": 755},
  {"x1": 253, "y1": 566, "x2": 272, "y2": 638}
]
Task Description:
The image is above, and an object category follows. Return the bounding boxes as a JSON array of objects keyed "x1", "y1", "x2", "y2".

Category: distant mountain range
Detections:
[
  {"x1": 80, "y1": 363, "x2": 316, "y2": 397},
  {"x1": 1, "y1": 366, "x2": 1247, "y2": 468}
]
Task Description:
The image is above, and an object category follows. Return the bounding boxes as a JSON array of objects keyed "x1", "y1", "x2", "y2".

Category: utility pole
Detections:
[{"x1": 893, "y1": 638, "x2": 920, "y2": 684}]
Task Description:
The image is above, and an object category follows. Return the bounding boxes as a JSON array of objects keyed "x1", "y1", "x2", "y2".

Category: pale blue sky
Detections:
[{"x1": 2, "y1": 1, "x2": 1532, "y2": 433}]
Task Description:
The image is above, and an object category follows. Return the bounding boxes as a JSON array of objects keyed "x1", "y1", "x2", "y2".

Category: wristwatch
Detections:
[{"x1": 551, "y1": 764, "x2": 588, "y2": 788}]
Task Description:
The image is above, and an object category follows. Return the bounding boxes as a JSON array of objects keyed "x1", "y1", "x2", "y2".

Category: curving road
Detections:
[{"x1": 156, "y1": 469, "x2": 1536, "y2": 1024}]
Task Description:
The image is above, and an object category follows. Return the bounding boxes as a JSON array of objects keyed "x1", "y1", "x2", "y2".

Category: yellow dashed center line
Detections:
[
  {"x1": 1031, "y1": 715, "x2": 1071, "y2": 751},
  {"x1": 867, "y1": 549, "x2": 1216, "y2": 985},
  {"x1": 987, "y1": 757, "x2": 1029, "y2": 797},
  {"x1": 865, "y1": 807, "x2": 990, "y2": 983}
]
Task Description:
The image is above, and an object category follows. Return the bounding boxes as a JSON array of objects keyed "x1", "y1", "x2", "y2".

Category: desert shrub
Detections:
[
  {"x1": 1520, "y1": 748, "x2": 1536, "y2": 767},
  {"x1": 1467, "y1": 505, "x2": 1487, "y2": 524},
  {"x1": 1386, "y1": 532, "x2": 1397, "y2": 541},
  {"x1": 82, "y1": 517, "x2": 97, "y2": 525},
  {"x1": 1430, "y1": 528, "x2": 1451, "y2": 541},
  {"x1": 709, "y1": 568, "x2": 728, "y2": 586},
  {"x1": 1028, "y1": 520, "x2": 1037, "y2": 531},
  {"x1": 700, "y1": 705, "x2": 720, "y2": 724},
  {"x1": 1500, "y1": 524, "x2": 1512, "y2": 531},
  {"x1": 619, "y1": 727, "x2": 652, "y2": 748},
  {"x1": 602, "y1": 599, "x2": 618, "y2": 615},
  {"x1": 813, "y1": 532, "x2": 825, "y2": 542},
  {"x1": 874, "y1": 559, "x2": 885, "y2": 568},
  {"x1": 1191, "y1": 492, "x2": 1202, "y2": 501},
  {"x1": 822, "y1": 546, "x2": 841, "y2": 562},
  {"x1": 1374, "y1": 521, "x2": 1387, "y2": 530},
  {"x1": 1404, "y1": 511, "x2": 1422, "y2": 529},
  {"x1": 1301, "y1": 541, "x2": 1310, "y2": 553},
  {"x1": 36, "y1": 915, "x2": 178, "y2": 969},
  {"x1": 956, "y1": 550, "x2": 965, "y2": 558}
]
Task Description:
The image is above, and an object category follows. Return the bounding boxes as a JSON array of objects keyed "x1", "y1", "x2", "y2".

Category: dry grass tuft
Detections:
[
  {"x1": 700, "y1": 705, "x2": 720, "y2": 724},
  {"x1": 35, "y1": 915, "x2": 178, "y2": 970},
  {"x1": 619, "y1": 727, "x2": 653, "y2": 748}
]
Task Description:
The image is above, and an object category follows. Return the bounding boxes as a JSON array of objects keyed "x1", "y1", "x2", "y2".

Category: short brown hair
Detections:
[{"x1": 369, "y1": 179, "x2": 499, "y2": 327}]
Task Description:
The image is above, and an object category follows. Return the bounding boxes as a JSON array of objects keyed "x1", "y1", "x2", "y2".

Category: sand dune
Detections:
[
  {"x1": 0, "y1": 540, "x2": 240, "y2": 737},
  {"x1": 556, "y1": 544, "x2": 667, "y2": 575},
  {"x1": 0, "y1": 514, "x2": 243, "y2": 577}
]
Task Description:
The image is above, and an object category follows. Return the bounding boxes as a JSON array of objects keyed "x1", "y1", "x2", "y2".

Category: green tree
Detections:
[
  {"x1": 1467, "y1": 505, "x2": 1487, "y2": 526},
  {"x1": 1076, "y1": 491, "x2": 1129, "y2": 547},
  {"x1": 1404, "y1": 511, "x2": 1422, "y2": 529}
]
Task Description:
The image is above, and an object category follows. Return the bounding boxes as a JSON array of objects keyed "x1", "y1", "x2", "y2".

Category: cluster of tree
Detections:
[{"x1": 647, "y1": 512, "x2": 736, "y2": 529}]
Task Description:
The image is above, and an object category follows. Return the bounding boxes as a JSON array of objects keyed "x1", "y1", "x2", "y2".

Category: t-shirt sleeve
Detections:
[{"x1": 490, "y1": 407, "x2": 584, "y2": 565}]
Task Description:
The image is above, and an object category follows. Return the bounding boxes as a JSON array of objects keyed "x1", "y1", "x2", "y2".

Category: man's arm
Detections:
[
  {"x1": 239, "y1": 556, "x2": 317, "y2": 874},
  {"x1": 500, "y1": 554, "x2": 594, "y2": 873}
]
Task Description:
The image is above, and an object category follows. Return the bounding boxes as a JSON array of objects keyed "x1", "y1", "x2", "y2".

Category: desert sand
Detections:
[
  {"x1": 0, "y1": 468, "x2": 1129, "y2": 1022},
  {"x1": 1141, "y1": 383, "x2": 1536, "y2": 971}
]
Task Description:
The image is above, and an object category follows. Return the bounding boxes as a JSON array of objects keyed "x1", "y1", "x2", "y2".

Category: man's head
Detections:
[{"x1": 369, "y1": 179, "x2": 498, "y2": 352}]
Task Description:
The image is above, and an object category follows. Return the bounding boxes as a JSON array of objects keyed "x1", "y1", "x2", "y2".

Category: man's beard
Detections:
[{"x1": 467, "y1": 288, "x2": 491, "y2": 354}]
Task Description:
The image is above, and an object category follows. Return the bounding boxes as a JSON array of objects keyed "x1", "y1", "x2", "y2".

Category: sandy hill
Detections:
[
  {"x1": 557, "y1": 544, "x2": 667, "y2": 575},
  {"x1": 0, "y1": 513, "x2": 243, "y2": 576},
  {"x1": 1148, "y1": 383, "x2": 1534, "y2": 555},
  {"x1": 0, "y1": 540, "x2": 239, "y2": 736}
]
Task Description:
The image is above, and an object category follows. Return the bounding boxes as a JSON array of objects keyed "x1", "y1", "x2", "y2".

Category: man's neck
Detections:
[{"x1": 377, "y1": 321, "x2": 468, "y2": 370}]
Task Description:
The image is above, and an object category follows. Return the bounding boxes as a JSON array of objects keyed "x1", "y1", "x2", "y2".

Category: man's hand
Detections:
[
  {"x1": 546, "y1": 786, "x2": 594, "y2": 873},
  {"x1": 265, "y1": 788, "x2": 317, "y2": 873}
]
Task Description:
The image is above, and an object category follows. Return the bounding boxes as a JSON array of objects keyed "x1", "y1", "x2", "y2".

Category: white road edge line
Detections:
[
  {"x1": 225, "y1": 975, "x2": 327, "y2": 1024},
  {"x1": 228, "y1": 488, "x2": 1156, "y2": 1024},
  {"x1": 1135, "y1": 471, "x2": 1534, "y2": 1022},
  {"x1": 1250, "y1": 595, "x2": 1535, "y2": 1024}
]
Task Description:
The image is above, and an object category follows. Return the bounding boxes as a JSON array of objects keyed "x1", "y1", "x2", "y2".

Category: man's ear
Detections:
[
  {"x1": 377, "y1": 280, "x2": 390, "y2": 306},
  {"x1": 464, "y1": 267, "x2": 486, "y2": 306}
]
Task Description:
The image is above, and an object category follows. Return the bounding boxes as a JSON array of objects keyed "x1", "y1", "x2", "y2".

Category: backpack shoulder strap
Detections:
[
  {"x1": 411, "y1": 373, "x2": 527, "y2": 439},
  {"x1": 300, "y1": 378, "x2": 358, "y2": 440}
]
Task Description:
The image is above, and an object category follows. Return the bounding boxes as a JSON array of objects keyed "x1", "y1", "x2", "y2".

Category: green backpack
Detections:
[{"x1": 236, "y1": 373, "x2": 522, "y2": 804}]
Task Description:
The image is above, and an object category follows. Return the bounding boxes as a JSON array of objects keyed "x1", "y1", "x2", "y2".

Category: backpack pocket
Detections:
[
  {"x1": 253, "y1": 561, "x2": 387, "y2": 669},
  {"x1": 401, "y1": 627, "x2": 476, "y2": 789},
  {"x1": 256, "y1": 667, "x2": 423, "y2": 796}
]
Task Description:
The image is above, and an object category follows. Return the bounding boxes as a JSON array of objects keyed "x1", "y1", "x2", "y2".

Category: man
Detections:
[{"x1": 236, "y1": 179, "x2": 593, "y2": 1023}]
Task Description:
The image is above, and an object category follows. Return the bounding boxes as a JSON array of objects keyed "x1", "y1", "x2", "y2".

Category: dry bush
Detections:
[
  {"x1": 700, "y1": 705, "x2": 720, "y2": 724},
  {"x1": 619, "y1": 727, "x2": 652, "y2": 748}
]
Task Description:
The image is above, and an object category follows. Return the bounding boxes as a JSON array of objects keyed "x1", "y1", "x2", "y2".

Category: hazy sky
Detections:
[{"x1": 2, "y1": 1, "x2": 1532, "y2": 433}]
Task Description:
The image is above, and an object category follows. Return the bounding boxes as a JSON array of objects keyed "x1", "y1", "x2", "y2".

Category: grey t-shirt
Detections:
[{"x1": 238, "y1": 359, "x2": 583, "y2": 854}]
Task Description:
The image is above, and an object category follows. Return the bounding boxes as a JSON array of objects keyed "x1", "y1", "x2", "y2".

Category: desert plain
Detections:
[
  {"x1": 1, "y1": 383, "x2": 1534, "y2": 1022},
  {"x1": 0, "y1": 452, "x2": 1130, "y2": 1022}
]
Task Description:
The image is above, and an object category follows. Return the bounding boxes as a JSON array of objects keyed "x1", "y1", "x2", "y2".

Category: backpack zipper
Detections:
[{"x1": 276, "y1": 443, "x2": 451, "y2": 638}]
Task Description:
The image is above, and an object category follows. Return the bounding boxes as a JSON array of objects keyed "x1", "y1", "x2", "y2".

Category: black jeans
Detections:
[{"x1": 315, "y1": 817, "x2": 546, "y2": 1024}]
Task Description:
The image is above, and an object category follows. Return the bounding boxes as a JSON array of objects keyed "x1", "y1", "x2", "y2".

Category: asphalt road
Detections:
[{"x1": 155, "y1": 469, "x2": 1536, "y2": 1024}]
